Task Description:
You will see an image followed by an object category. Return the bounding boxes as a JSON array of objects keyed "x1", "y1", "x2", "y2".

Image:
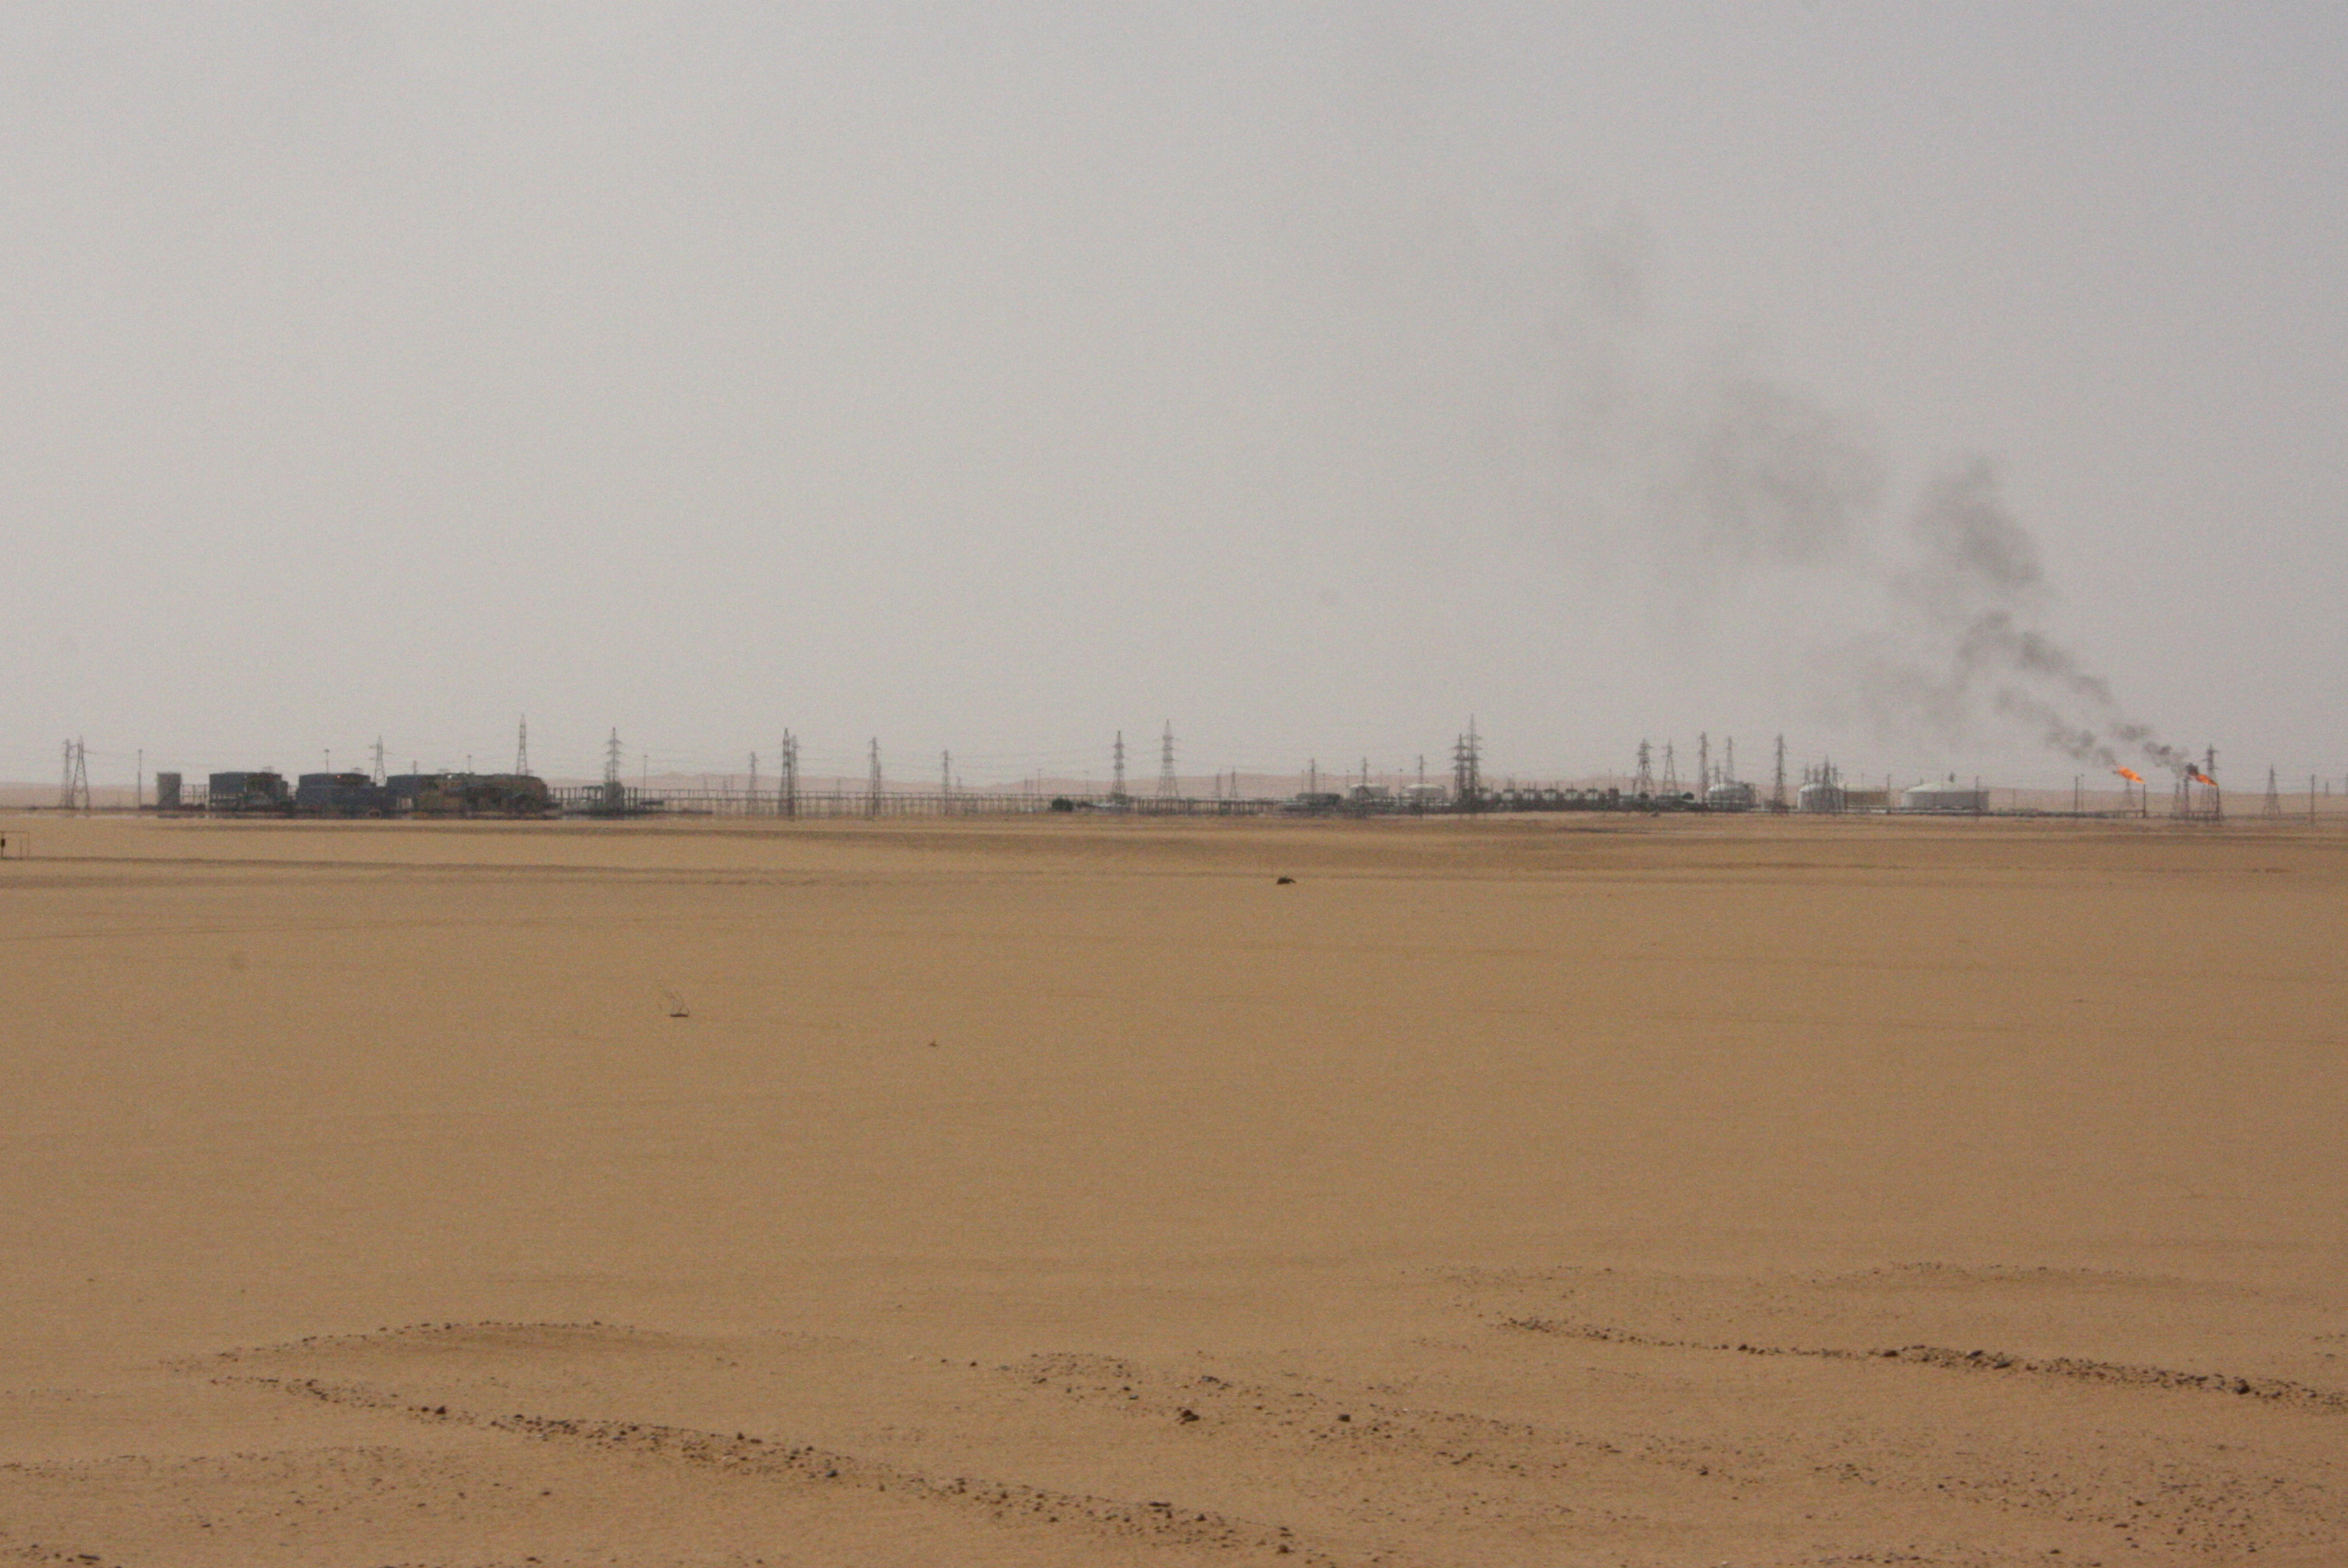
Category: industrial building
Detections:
[
  {"x1": 207, "y1": 771, "x2": 293, "y2": 812},
  {"x1": 192, "y1": 771, "x2": 554, "y2": 817}
]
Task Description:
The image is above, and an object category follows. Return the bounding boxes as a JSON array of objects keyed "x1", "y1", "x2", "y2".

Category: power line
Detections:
[
  {"x1": 60, "y1": 738, "x2": 90, "y2": 812},
  {"x1": 1451, "y1": 717, "x2": 1481, "y2": 809}
]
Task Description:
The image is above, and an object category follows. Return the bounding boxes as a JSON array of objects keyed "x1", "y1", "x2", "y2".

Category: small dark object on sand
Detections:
[
  {"x1": 663, "y1": 990, "x2": 690, "y2": 1019},
  {"x1": 927, "y1": 1040, "x2": 938, "y2": 1048},
  {"x1": 1275, "y1": 875, "x2": 1295, "y2": 884}
]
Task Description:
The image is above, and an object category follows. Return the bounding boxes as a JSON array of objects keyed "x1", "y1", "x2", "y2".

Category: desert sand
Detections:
[{"x1": 0, "y1": 811, "x2": 2341, "y2": 1566}]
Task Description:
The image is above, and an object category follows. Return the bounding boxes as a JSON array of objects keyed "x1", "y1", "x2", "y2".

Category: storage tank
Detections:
[
  {"x1": 1901, "y1": 779, "x2": 1989, "y2": 813},
  {"x1": 1705, "y1": 780, "x2": 1758, "y2": 811},
  {"x1": 1797, "y1": 780, "x2": 1845, "y2": 813}
]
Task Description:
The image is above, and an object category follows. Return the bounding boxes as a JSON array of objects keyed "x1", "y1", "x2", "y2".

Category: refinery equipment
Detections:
[
  {"x1": 1705, "y1": 779, "x2": 1758, "y2": 811},
  {"x1": 295, "y1": 773, "x2": 387, "y2": 814},
  {"x1": 1797, "y1": 760, "x2": 1846, "y2": 813},
  {"x1": 1797, "y1": 779, "x2": 1845, "y2": 813},
  {"x1": 1901, "y1": 779, "x2": 1990, "y2": 813},
  {"x1": 198, "y1": 769, "x2": 551, "y2": 816},
  {"x1": 208, "y1": 771, "x2": 293, "y2": 813},
  {"x1": 385, "y1": 773, "x2": 555, "y2": 817}
]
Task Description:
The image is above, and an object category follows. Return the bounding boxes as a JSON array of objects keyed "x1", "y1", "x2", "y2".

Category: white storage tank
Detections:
[
  {"x1": 1705, "y1": 780, "x2": 1758, "y2": 811},
  {"x1": 1797, "y1": 780, "x2": 1845, "y2": 813},
  {"x1": 1901, "y1": 779, "x2": 1989, "y2": 813}
]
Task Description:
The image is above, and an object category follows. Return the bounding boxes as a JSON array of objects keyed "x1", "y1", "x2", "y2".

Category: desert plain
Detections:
[{"x1": 0, "y1": 810, "x2": 2341, "y2": 1567}]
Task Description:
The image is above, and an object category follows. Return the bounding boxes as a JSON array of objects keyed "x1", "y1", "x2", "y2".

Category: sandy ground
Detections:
[{"x1": 0, "y1": 811, "x2": 2341, "y2": 1567}]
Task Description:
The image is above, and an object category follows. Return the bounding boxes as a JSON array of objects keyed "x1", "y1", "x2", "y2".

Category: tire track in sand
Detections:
[
  {"x1": 1497, "y1": 1317, "x2": 2348, "y2": 1413},
  {"x1": 218, "y1": 1368, "x2": 1370, "y2": 1567}
]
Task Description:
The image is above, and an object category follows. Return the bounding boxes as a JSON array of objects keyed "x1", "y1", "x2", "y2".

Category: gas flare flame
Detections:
[
  {"x1": 2114, "y1": 766, "x2": 2144, "y2": 783},
  {"x1": 2190, "y1": 770, "x2": 2217, "y2": 787}
]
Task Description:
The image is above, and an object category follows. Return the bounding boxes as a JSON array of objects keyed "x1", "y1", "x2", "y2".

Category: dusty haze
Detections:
[{"x1": 4, "y1": 5, "x2": 2344, "y2": 791}]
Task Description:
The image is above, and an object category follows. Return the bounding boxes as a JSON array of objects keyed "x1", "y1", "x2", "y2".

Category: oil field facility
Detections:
[{"x1": 88, "y1": 724, "x2": 2238, "y2": 824}]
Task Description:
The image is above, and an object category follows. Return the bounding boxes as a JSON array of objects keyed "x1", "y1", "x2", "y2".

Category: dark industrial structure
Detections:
[{"x1": 201, "y1": 771, "x2": 554, "y2": 817}]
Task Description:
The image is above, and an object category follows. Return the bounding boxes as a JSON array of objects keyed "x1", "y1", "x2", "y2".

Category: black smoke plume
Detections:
[{"x1": 1879, "y1": 460, "x2": 2189, "y2": 774}]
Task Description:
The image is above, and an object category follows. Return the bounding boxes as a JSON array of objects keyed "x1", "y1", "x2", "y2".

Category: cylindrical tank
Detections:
[
  {"x1": 1901, "y1": 780, "x2": 1989, "y2": 813},
  {"x1": 1797, "y1": 780, "x2": 1845, "y2": 813},
  {"x1": 1705, "y1": 780, "x2": 1758, "y2": 811}
]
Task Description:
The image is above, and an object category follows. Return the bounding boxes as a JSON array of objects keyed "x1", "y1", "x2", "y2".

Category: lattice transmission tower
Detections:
[
  {"x1": 597, "y1": 729, "x2": 626, "y2": 814},
  {"x1": 1451, "y1": 717, "x2": 1482, "y2": 809},
  {"x1": 59, "y1": 739, "x2": 90, "y2": 812}
]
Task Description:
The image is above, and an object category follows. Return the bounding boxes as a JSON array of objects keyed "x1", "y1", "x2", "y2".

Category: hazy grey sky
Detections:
[{"x1": 5, "y1": 3, "x2": 2342, "y2": 789}]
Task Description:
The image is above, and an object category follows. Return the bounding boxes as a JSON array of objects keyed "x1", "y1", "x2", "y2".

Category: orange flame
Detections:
[
  {"x1": 2191, "y1": 771, "x2": 2217, "y2": 786},
  {"x1": 2114, "y1": 767, "x2": 2144, "y2": 783}
]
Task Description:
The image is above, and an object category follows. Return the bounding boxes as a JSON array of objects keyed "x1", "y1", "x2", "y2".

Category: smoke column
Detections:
[
  {"x1": 1552, "y1": 226, "x2": 2188, "y2": 779},
  {"x1": 1873, "y1": 460, "x2": 2191, "y2": 776}
]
